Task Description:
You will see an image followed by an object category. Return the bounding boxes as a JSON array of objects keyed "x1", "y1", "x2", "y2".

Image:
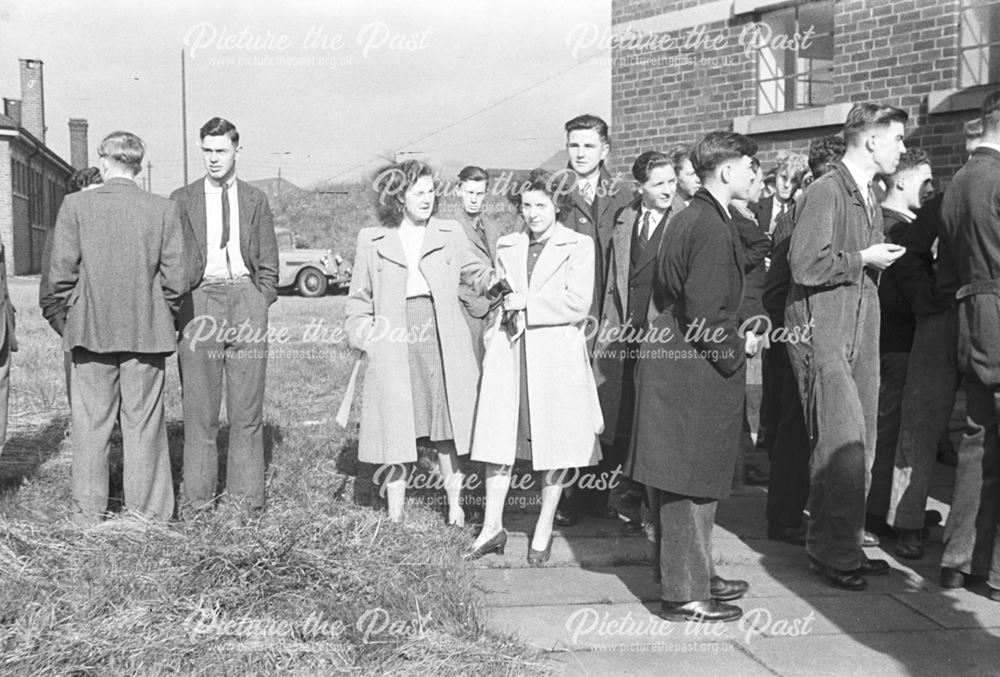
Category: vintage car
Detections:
[{"x1": 275, "y1": 227, "x2": 352, "y2": 297}]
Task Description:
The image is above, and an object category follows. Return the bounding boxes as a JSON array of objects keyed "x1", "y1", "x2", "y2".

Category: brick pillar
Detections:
[
  {"x1": 18, "y1": 58, "x2": 45, "y2": 143},
  {"x1": 69, "y1": 119, "x2": 89, "y2": 169}
]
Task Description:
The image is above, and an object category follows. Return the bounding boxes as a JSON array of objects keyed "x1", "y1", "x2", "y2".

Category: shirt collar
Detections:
[
  {"x1": 977, "y1": 142, "x2": 1000, "y2": 154},
  {"x1": 204, "y1": 175, "x2": 238, "y2": 192},
  {"x1": 840, "y1": 157, "x2": 874, "y2": 196},
  {"x1": 640, "y1": 205, "x2": 665, "y2": 222}
]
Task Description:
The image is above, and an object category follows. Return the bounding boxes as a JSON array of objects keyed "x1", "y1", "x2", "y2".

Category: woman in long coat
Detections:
[
  {"x1": 466, "y1": 169, "x2": 603, "y2": 565},
  {"x1": 344, "y1": 160, "x2": 493, "y2": 523}
]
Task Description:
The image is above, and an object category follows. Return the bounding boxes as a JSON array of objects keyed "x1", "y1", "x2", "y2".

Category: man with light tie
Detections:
[{"x1": 171, "y1": 117, "x2": 279, "y2": 514}]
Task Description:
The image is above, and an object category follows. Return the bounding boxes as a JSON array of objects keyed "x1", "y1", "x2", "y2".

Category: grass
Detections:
[{"x1": 0, "y1": 277, "x2": 548, "y2": 676}]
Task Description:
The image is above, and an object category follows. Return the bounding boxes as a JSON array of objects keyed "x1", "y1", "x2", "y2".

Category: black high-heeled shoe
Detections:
[
  {"x1": 463, "y1": 529, "x2": 507, "y2": 561},
  {"x1": 527, "y1": 534, "x2": 553, "y2": 567}
]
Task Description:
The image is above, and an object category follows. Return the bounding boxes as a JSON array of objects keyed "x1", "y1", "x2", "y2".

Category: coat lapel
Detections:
[
  {"x1": 612, "y1": 202, "x2": 638, "y2": 311},
  {"x1": 420, "y1": 217, "x2": 450, "y2": 261},
  {"x1": 458, "y1": 214, "x2": 490, "y2": 261},
  {"x1": 236, "y1": 179, "x2": 256, "y2": 258},
  {"x1": 189, "y1": 183, "x2": 208, "y2": 254},
  {"x1": 497, "y1": 231, "x2": 528, "y2": 294},
  {"x1": 528, "y1": 223, "x2": 575, "y2": 290},
  {"x1": 373, "y1": 228, "x2": 407, "y2": 268},
  {"x1": 629, "y1": 208, "x2": 670, "y2": 281}
]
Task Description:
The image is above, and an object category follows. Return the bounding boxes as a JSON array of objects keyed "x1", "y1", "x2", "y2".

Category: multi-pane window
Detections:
[
  {"x1": 960, "y1": 0, "x2": 1000, "y2": 87},
  {"x1": 756, "y1": 0, "x2": 835, "y2": 114}
]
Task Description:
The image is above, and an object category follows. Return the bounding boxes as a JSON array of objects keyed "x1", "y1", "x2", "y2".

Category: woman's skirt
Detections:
[{"x1": 407, "y1": 296, "x2": 454, "y2": 442}]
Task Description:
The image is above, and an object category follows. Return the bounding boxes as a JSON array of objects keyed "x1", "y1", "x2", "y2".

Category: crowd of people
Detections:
[
  {"x1": 14, "y1": 95, "x2": 1000, "y2": 626},
  {"x1": 345, "y1": 98, "x2": 1000, "y2": 623}
]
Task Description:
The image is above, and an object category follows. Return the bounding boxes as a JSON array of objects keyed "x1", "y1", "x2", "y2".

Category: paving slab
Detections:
[
  {"x1": 891, "y1": 588, "x2": 1000, "y2": 629},
  {"x1": 546, "y1": 642, "x2": 777, "y2": 677}
]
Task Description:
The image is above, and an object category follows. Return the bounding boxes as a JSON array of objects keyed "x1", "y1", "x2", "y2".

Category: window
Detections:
[
  {"x1": 755, "y1": 1, "x2": 835, "y2": 114},
  {"x1": 960, "y1": 0, "x2": 1000, "y2": 87}
]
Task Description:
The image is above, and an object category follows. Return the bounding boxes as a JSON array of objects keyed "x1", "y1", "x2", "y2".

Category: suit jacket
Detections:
[
  {"x1": 593, "y1": 198, "x2": 672, "y2": 443},
  {"x1": 455, "y1": 210, "x2": 503, "y2": 319},
  {"x1": 878, "y1": 208, "x2": 917, "y2": 353},
  {"x1": 626, "y1": 188, "x2": 746, "y2": 499},
  {"x1": 562, "y1": 166, "x2": 634, "y2": 322},
  {"x1": 939, "y1": 145, "x2": 1000, "y2": 385},
  {"x1": 0, "y1": 242, "x2": 16, "y2": 352},
  {"x1": 48, "y1": 177, "x2": 187, "y2": 353},
  {"x1": 752, "y1": 195, "x2": 794, "y2": 235},
  {"x1": 170, "y1": 178, "x2": 279, "y2": 306},
  {"x1": 730, "y1": 203, "x2": 772, "y2": 328}
]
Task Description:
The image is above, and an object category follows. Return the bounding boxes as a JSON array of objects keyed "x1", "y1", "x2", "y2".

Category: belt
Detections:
[
  {"x1": 202, "y1": 274, "x2": 252, "y2": 286},
  {"x1": 956, "y1": 278, "x2": 1000, "y2": 300}
]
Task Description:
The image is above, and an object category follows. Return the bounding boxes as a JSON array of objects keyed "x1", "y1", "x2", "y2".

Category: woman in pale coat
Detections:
[
  {"x1": 466, "y1": 169, "x2": 603, "y2": 564},
  {"x1": 344, "y1": 160, "x2": 494, "y2": 523}
]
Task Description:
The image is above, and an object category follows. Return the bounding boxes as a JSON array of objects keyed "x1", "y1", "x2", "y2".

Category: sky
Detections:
[{"x1": 0, "y1": 0, "x2": 612, "y2": 193}]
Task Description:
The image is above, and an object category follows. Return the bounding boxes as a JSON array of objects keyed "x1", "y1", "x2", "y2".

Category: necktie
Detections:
[
  {"x1": 866, "y1": 183, "x2": 879, "y2": 226},
  {"x1": 581, "y1": 181, "x2": 594, "y2": 206},
  {"x1": 220, "y1": 182, "x2": 231, "y2": 249},
  {"x1": 641, "y1": 211, "x2": 652, "y2": 243}
]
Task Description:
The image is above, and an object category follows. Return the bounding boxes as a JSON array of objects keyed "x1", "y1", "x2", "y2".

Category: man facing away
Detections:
[
  {"x1": 786, "y1": 103, "x2": 908, "y2": 590},
  {"x1": 171, "y1": 117, "x2": 279, "y2": 513},
  {"x1": 49, "y1": 131, "x2": 187, "y2": 525}
]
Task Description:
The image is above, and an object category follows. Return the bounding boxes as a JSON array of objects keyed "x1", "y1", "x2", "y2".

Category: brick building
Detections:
[
  {"x1": 610, "y1": 0, "x2": 996, "y2": 187},
  {"x1": 0, "y1": 59, "x2": 85, "y2": 274}
]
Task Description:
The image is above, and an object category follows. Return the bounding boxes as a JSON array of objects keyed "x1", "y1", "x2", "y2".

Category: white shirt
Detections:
[
  {"x1": 203, "y1": 176, "x2": 250, "y2": 279},
  {"x1": 639, "y1": 207, "x2": 665, "y2": 239},
  {"x1": 398, "y1": 219, "x2": 431, "y2": 297},
  {"x1": 841, "y1": 157, "x2": 875, "y2": 205}
]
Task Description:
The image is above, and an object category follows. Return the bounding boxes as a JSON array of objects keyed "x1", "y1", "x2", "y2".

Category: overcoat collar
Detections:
[
  {"x1": 371, "y1": 217, "x2": 455, "y2": 268},
  {"x1": 497, "y1": 222, "x2": 576, "y2": 290}
]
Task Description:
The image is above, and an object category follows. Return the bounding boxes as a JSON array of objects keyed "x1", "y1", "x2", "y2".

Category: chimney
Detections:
[
  {"x1": 69, "y1": 119, "x2": 89, "y2": 169},
  {"x1": 2, "y1": 98, "x2": 20, "y2": 127},
  {"x1": 19, "y1": 58, "x2": 45, "y2": 143}
]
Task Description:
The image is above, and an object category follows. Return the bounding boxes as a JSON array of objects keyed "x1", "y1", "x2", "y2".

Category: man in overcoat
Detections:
[
  {"x1": 48, "y1": 131, "x2": 187, "y2": 525},
  {"x1": 785, "y1": 103, "x2": 908, "y2": 590},
  {"x1": 627, "y1": 131, "x2": 757, "y2": 623},
  {"x1": 937, "y1": 91, "x2": 1000, "y2": 597}
]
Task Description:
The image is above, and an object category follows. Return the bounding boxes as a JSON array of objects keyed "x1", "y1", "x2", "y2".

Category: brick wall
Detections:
[
  {"x1": 0, "y1": 142, "x2": 11, "y2": 262},
  {"x1": 610, "y1": 0, "x2": 975, "y2": 188}
]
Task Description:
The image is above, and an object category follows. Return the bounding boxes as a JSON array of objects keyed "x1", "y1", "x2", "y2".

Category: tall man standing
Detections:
[
  {"x1": 558, "y1": 114, "x2": 633, "y2": 526},
  {"x1": 786, "y1": 103, "x2": 908, "y2": 590},
  {"x1": 937, "y1": 92, "x2": 1000, "y2": 597},
  {"x1": 49, "y1": 131, "x2": 186, "y2": 525},
  {"x1": 172, "y1": 118, "x2": 279, "y2": 513}
]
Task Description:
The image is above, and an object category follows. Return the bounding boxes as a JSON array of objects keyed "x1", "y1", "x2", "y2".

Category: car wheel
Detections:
[{"x1": 296, "y1": 268, "x2": 328, "y2": 297}]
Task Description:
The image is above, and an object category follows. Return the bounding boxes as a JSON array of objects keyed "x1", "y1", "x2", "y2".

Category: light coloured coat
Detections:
[
  {"x1": 471, "y1": 223, "x2": 603, "y2": 470},
  {"x1": 344, "y1": 218, "x2": 492, "y2": 465}
]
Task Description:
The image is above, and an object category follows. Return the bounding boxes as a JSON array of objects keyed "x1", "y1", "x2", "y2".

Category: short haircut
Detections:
[
  {"x1": 668, "y1": 143, "x2": 693, "y2": 174},
  {"x1": 372, "y1": 159, "x2": 438, "y2": 227},
  {"x1": 458, "y1": 166, "x2": 490, "y2": 183},
  {"x1": 199, "y1": 117, "x2": 240, "y2": 145},
  {"x1": 69, "y1": 166, "x2": 102, "y2": 192},
  {"x1": 564, "y1": 114, "x2": 610, "y2": 144},
  {"x1": 842, "y1": 103, "x2": 909, "y2": 144},
  {"x1": 689, "y1": 131, "x2": 758, "y2": 180},
  {"x1": 98, "y1": 131, "x2": 145, "y2": 176},
  {"x1": 965, "y1": 117, "x2": 984, "y2": 140},
  {"x1": 631, "y1": 151, "x2": 673, "y2": 184},
  {"x1": 983, "y1": 90, "x2": 1000, "y2": 133},
  {"x1": 774, "y1": 152, "x2": 809, "y2": 186},
  {"x1": 807, "y1": 135, "x2": 846, "y2": 177},
  {"x1": 750, "y1": 156, "x2": 761, "y2": 172},
  {"x1": 887, "y1": 147, "x2": 931, "y2": 184},
  {"x1": 509, "y1": 168, "x2": 573, "y2": 220}
]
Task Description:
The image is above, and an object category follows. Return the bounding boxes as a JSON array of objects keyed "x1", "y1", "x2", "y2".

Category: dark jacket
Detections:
[
  {"x1": 731, "y1": 207, "x2": 772, "y2": 328},
  {"x1": 892, "y1": 193, "x2": 952, "y2": 317},
  {"x1": 938, "y1": 145, "x2": 1000, "y2": 385},
  {"x1": 454, "y1": 210, "x2": 503, "y2": 320},
  {"x1": 170, "y1": 178, "x2": 279, "y2": 306},
  {"x1": 593, "y1": 197, "x2": 672, "y2": 443},
  {"x1": 877, "y1": 207, "x2": 916, "y2": 353},
  {"x1": 48, "y1": 178, "x2": 187, "y2": 353},
  {"x1": 626, "y1": 188, "x2": 746, "y2": 499}
]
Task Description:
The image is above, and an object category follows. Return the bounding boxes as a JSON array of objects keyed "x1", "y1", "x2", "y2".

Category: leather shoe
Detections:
[
  {"x1": 767, "y1": 523, "x2": 807, "y2": 544},
  {"x1": 853, "y1": 557, "x2": 890, "y2": 576},
  {"x1": 894, "y1": 529, "x2": 924, "y2": 560},
  {"x1": 554, "y1": 509, "x2": 580, "y2": 527},
  {"x1": 462, "y1": 529, "x2": 507, "y2": 561},
  {"x1": 710, "y1": 576, "x2": 749, "y2": 601},
  {"x1": 940, "y1": 567, "x2": 967, "y2": 589},
  {"x1": 809, "y1": 557, "x2": 867, "y2": 591},
  {"x1": 659, "y1": 599, "x2": 743, "y2": 623},
  {"x1": 862, "y1": 530, "x2": 880, "y2": 547},
  {"x1": 743, "y1": 465, "x2": 769, "y2": 485},
  {"x1": 924, "y1": 510, "x2": 942, "y2": 528}
]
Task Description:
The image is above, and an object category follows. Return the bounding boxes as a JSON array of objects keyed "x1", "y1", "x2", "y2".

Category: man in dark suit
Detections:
[
  {"x1": 594, "y1": 151, "x2": 676, "y2": 534},
  {"x1": 752, "y1": 154, "x2": 806, "y2": 237},
  {"x1": 786, "y1": 103, "x2": 908, "y2": 590},
  {"x1": 668, "y1": 143, "x2": 700, "y2": 212},
  {"x1": 628, "y1": 131, "x2": 756, "y2": 623},
  {"x1": 937, "y1": 91, "x2": 1000, "y2": 598},
  {"x1": 556, "y1": 114, "x2": 633, "y2": 526},
  {"x1": 172, "y1": 117, "x2": 279, "y2": 513},
  {"x1": 454, "y1": 165, "x2": 503, "y2": 363},
  {"x1": 48, "y1": 131, "x2": 187, "y2": 525}
]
